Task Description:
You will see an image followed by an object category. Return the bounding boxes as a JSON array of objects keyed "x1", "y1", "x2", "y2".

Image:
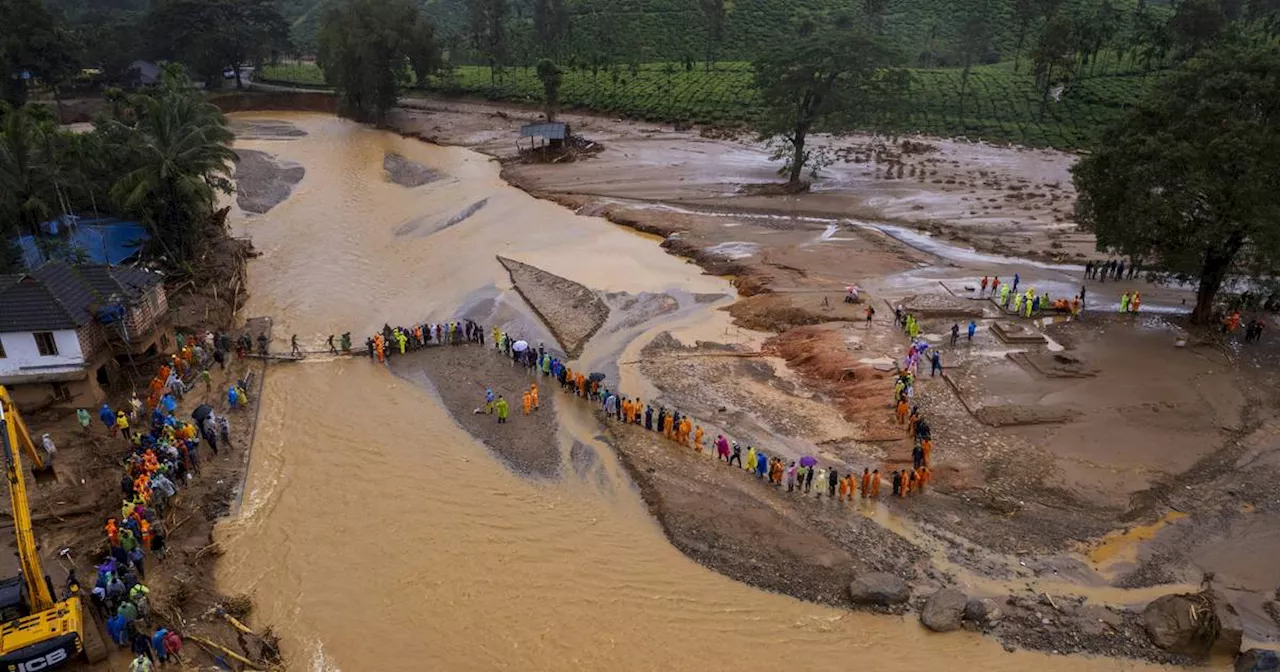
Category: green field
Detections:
[{"x1": 260, "y1": 60, "x2": 1160, "y2": 149}]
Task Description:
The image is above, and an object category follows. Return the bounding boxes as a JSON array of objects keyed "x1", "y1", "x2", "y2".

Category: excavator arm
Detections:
[
  {"x1": 0, "y1": 386, "x2": 102, "y2": 670},
  {"x1": 0, "y1": 388, "x2": 53, "y2": 611}
]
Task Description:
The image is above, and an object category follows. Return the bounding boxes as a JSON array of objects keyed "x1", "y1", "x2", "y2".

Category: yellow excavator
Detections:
[{"x1": 0, "y1": 387, "x2": 105, "y2": 670}]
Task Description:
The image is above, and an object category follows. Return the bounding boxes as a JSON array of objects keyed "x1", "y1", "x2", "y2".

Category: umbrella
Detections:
[
  {"x1": 191, "y1": 404, "x2": 213, "y2": 424},
  {"x1": 799, "y1": 455, "x2": 817, "y2": 467},
  {"x1": 512, "y1": 340, "x2": 529, "y2": 353},
  {"x1": 588, "y1": 372, "x2": 606, "y2": 382}
]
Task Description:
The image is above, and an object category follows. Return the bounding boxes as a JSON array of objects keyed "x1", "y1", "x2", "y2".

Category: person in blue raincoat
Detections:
[{"x1": 99, "y1": 404, "x2": 116, "y2": 432}]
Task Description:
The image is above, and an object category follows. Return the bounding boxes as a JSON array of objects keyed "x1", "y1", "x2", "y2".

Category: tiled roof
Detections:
[{"x1": 0, "y1": 262, "x2": 163, "y2": 333}]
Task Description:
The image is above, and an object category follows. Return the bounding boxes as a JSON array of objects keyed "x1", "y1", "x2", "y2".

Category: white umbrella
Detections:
[{"x1": 512, "y1": 340, "x2": 529, "y2": 353}]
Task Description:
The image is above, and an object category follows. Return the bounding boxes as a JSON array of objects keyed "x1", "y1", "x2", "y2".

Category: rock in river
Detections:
[
  {"x1": 848, "y1": 573, "x2": 910, "y2": 606},
  {"x1": 1143, "y1": 590, "x2": 1242, "y2": 657},
  {"x1": 921, "y1": 588, "x2": 968, "y2": 632},
  {"x1": 1236, "y1": 648, "x2": 1279, "y2": 672},
  {"x1": 964, "y1": 597, "x2": 1002, "y2": 625}
]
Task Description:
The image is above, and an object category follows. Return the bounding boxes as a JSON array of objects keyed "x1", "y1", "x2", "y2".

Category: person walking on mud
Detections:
[
  {"x1": 931, "y1": 350, "x2": 942, "y2": 377},
  {"x1": 865, "y1": 305, "x2": 875, "y2": 328},
  {"x1": 729, "y1": 442, "x2": 742, "y2": 467},
  {"x1": 494, "y1": 396, "x2": 510, "y2": 424},
  {"x1": 827, "y1": 469, "x2": 838, "y2": 497},
  {"x1": 950, "y1": 323, "x2": 959, "y2": 346},
  {"x1": 291, "y1": 334, "x2": 301, "y2": 357}
]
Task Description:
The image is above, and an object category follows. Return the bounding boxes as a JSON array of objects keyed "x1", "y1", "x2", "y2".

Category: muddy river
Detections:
[{"x1": 213, "y1": 113, "x2": 1172, "y2": 671}]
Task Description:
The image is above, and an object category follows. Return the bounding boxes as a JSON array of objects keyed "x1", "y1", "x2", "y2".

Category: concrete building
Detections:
[{"x1": 0, "y1": 262, "x2": 171, "y2": 409}]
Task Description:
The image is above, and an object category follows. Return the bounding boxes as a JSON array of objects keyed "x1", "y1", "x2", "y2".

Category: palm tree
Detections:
[
  {"x1": 110, "y1": 68, "x2": 236, "y2": 265},
  {"x1": 0, "y1": 107, "x2": 57, "y2": 263}
]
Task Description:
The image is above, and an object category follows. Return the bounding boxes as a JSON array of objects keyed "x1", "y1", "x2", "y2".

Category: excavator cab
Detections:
[{"x1": 0, "y1": 388, "x2": 105, "y2": 669}]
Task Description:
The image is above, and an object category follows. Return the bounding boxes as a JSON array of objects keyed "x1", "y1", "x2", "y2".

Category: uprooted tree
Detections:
[
  {"x1": 751, "y1": 14, "x2": 906, "y2": 186},
  {"x1": 1072, "y1": 37, "x2": 1280, "y2": 324}
]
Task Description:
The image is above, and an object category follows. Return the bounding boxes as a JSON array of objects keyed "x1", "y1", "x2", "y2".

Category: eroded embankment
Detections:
[
  {"x1": 603, "y1": 418, "x2": 928, "y2": 608},
  {"x1": 497, "y1": 256, "x2": 609, "y2": 358}
]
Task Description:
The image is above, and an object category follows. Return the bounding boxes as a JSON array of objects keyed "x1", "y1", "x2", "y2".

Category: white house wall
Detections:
[{"x1": 0, "y1": 329, "x2": 87, "y2": 379}]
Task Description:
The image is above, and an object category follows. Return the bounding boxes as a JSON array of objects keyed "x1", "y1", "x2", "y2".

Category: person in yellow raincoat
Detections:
[
  {"x1": 745, "y1": 446, "x2": 758, "y2": 473},
  {"x1": 494, "y1": 396, "x2": 509, "y2": 423}
]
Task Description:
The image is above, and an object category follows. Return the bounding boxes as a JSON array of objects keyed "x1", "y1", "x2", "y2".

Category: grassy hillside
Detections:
[
  {"x1": 279, "y1": 0, "x2": 1163, "y2": 63},
  {"x1": 260, "y1": 59, "x2": 1161, "y2": 150}
]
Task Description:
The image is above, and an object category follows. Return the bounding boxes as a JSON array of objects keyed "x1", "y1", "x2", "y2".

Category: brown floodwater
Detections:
[{"x1": 213, "y1": 113, "x2": 1183, "y2": 671}]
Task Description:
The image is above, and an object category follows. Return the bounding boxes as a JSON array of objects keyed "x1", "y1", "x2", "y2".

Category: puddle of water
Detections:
[{"x1": 1085, "y1": 511, "x2": 1190, "y2": 572}]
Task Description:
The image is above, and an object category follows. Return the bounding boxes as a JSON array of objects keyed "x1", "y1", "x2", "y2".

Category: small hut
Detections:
[{"x1": 519, "y1": 122, "x2": 570, "y2": 151}]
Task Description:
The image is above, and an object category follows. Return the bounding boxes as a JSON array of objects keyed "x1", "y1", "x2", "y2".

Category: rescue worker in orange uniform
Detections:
[
  {"x1": 861, "y1": 468, "x2": 871, "y2": 499},
  {"x1": 921, "y1": 438, "x2": 933, "y2": 466},
  {"x1": 522, "y1": 391, "x2": 533, "y2": 416},
  {"x1": 105, "y1": 519, "x2": 119, "y2": 547},
  {"x1": 896, "y1": 398, "x2": 909, "y2": 425},
  {"x1": 530, "y1": 383, "x2": 539, "y2": 410},
  {"x1": 870, "y1": 470, "x2": 881, "y2": 497},
  {"x1": 693, "y1": 425, "x2": 704, "y2": 451}
]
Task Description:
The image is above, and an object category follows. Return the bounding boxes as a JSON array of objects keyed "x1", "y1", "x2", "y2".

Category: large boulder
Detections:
[
  {"x1": 964, "y1": 597, "x2": 1003, "y2": 625},
  {"x1": 921, "y1": 588, "x2": 968, "y2": 632},
  {"x1": 1237, "y1": 649, "x2": 1280, "y2": 672},
  {"x1": 1143, "y1": 590, "x2": 1243, "y2": 657},
  {"x1": 848, "y1": 573, "x2": 910, "y2": 606}
]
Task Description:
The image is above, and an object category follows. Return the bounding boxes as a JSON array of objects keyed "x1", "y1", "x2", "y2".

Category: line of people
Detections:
[
  {"x1": 1084, "y1": 258, "x2": 1141, "y2": 282},
  {"x1": 365, "y1": 319, "x2": 487, "y2": 363},
  {"x1": 976, "y1": 274, "x2": 1082, "y2": 317},
  {"x1": 473, "y1": 323, "x2": 933, "y2": 506}
]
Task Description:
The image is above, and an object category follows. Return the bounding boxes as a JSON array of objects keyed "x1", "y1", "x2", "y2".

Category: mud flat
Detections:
[
  {"x1": 498, "y1": 256, "x2": 609, "y2": 358},
  {"x1": 383, "y1": 151, "x2": 441, "y2": 187},
  {"x1": 233, "y1": 149, "x2": 305, "y2": 214},
  {"x1": 390, "y1": 345, "x2": 561, "y2": 478}
]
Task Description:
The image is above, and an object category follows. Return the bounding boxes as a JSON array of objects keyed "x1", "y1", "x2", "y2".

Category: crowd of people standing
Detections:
[{"x1": 77, "y1": 330, "x2": 248, "y2": 671}]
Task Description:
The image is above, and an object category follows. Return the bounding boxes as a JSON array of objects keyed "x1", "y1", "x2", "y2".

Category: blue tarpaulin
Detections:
[{"x1": 17, "y1": 216, "x2": 149, "y2": 269}]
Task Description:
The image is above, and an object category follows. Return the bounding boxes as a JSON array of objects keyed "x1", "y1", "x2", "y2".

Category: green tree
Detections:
[
  {"x1": 317, "y1": 0, "x2": 438, "y2": 123},
  {"x1": 1010, "y1": 0, "x2": 1038, "y2": 72},
  {"x1": 1072, "y1": 39, "x2": 1280, "y2": 324},
  {"x1": 752, "y1": 17, "x2": 904, "y2": 185},
  {"x1": 145, "y1": 0, "x2": 290, "y2": 88},
  {"x1": 0, "y1": 105, "x2": 57, "y2": 260},
  {"x1": 535, "y1": 59, "x2": 561, "y2": 121},
  {"x1": 532, "y1": 0, "x2": 569, "y2": 58},
  {"x1": 699, "y1": 0, "x2": 730, "y2": 69},
  {"x1": 1170, "y1": 0, "x2": 1227, "y2": 55},
  {"x1": 0, "y1": 0, "x2": 80, "y2": 106},
  {"x1": 863, "y1": 0, "x2": 888, "y2": 34},
  {"x1": 955, "y1": 0, "x2": 993, "y2": 120},
  {"x1": 108, "y1": 67, "x2": 237, "y2": 263},
  {"x1": 468, "y1": 0, "x2": 510, "y2": 86},
  {"x1": 1031, "y1": 13, "x2": 1075, "y2": 116}
]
